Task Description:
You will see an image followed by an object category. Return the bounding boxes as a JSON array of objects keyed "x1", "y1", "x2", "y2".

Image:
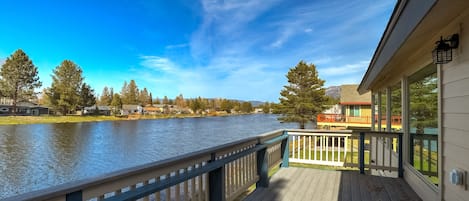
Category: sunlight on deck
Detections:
[{"x1": 245, "y1": 167, "x2": 421, "y2": 201}]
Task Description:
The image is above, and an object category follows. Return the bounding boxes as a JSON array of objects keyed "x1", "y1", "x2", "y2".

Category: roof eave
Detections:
[{"x1": 358, "y1": 0, "x2": 437, "y2": 94}]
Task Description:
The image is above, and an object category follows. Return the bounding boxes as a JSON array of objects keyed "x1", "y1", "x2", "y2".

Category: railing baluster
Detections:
[
  {"x1": 143, "y1": 180, "x2": 150, "y2": 201},
  {"x1": 338, "y1": 137, "x2": 341, "y2": 163},
  {"x1": 410, "y1": 134, "x2": 415, "y2": 166},
  {"x1": 326, "y1": 136, "x2": 329, "y2": 161},
  {"x1": 184, "y1": 168, "x2": 189, "y2": 201},
  {"x1": 155, "y1": 177, "x2": 161, "y2": 201},
  {"x1": 320, "y1": 135, "x2": 323, "y2": 161},
  {"x1": 389, "y1": 137, "x2": 392, "y2": 171},
  {"x1": 175, "y1": 170, "x2": 181, "y2": 201},
  {"x1": 359, "y1": 132, "x2": 365, "y2": 174},
  {"x1": 427, "y1": 139, "x2": 431, "y2": 173},
  {"x1": 165, "y1": 174, "x2": 171, "y2": 201},
  {"x1": 419, "y1": 138, "x2": 423, "y2": 171},
  {"x1": 292, "y1": 136, "x2": 296, "y2": 159},
  {"x1": 382, "y1": 137, "x2": 385, "y2": 169},
  {"x1": 314, "y1": 136, "x2": 317, "y2": 160},
  {"x1": 297, "y1": 135, "x2": 300, "y2": 160},
  {"x1": 332, "y1": 137, "x2": 335, "y2": 162},
  {"x1": 303, "y1": 135, "x2": 306, "y2": 160}
]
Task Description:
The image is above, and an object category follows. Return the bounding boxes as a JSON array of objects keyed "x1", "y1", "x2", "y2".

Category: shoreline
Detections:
[{"x1": 0, "y1": 113, "x2": 255, "y2": 125}]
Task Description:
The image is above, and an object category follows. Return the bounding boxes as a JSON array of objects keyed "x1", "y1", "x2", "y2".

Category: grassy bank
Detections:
[{"x1": 0, "y1": 113, "x2": 237, "y2": 125}]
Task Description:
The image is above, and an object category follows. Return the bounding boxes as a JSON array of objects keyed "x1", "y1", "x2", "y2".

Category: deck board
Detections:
[{"x1": 245, "y1": 167, "x2": 421, "y2": 201}]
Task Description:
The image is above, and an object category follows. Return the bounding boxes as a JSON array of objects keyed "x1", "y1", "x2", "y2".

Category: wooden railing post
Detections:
[
  {"x1": 209, "y1": 153, "x2": 225, "y2": 201},
  {"x1": 398, "y1": 133, "x2": 404, "y2": 178},
  {"x1": 359, "y1": 132, "x2": 365, "y2": 174},
  {"x1": 281, "y1": 130, "x2": 289, "y2": 168},
  {"x1": 256, "y1": 146, "x2": 269, "y2": 188},
  {"x1": 66, "y1": 190, "x2": 82, "y2": 201}
]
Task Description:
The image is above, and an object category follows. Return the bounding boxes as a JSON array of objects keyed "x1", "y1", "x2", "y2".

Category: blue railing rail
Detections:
[{"x1": 4, "y1": 129, "x2": 289, "y2": 201}]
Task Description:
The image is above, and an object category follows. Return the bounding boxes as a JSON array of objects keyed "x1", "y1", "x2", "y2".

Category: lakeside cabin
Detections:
[
  {"x1": 0, "y1": 97, "x2": 49, "y2": 116},
  {"x1": 5, "y1": 1, "x2": 469, "y2": 201}
]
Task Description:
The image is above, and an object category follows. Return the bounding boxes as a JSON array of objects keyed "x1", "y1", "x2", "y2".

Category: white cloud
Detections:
[
  {"x1": 137, "y1": 0, "x2": 394, "y2": 101},
  {"x1": 139, "y1": 56, "x2": 177, "y2": 73},
  {"x1": 165, "y1": 43, "x2": 188, "y2": 49},
  {"x1": 319, "y1": 60, "x2": 369, "y2": 76}
]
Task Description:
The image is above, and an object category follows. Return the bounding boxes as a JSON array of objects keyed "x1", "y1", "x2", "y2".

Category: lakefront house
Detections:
[{"x1": 317, "y1": 84, "x2": 373, "y2": 129}]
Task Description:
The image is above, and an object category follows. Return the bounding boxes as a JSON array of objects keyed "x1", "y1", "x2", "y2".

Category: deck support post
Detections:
[
  {"x1": 281, "y1": 130, "x2": 289, "y2": 168},
  {"x1": 398, "y1": 133, "x2": 404, "y2": 178},
  {"x1": 256, "y1": 146, "x2": 269, "y2": 188},
  {"x1": 359, "y1": 132, "x2": 365, "y2": 174},
  {"x1": 209, "y1": 154, "x2": 225, "y2": 201},
  {"x1": 66, "y1": 190, "x2": 82, "y2": 201}
]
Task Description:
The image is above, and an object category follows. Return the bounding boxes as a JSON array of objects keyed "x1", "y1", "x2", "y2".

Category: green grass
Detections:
[
  {"x1": 292, "y1": 149, "x2": 370, "y2": 165},
  {"x1": 0, "y1": 113, "x2": 238, "y2": 125}
]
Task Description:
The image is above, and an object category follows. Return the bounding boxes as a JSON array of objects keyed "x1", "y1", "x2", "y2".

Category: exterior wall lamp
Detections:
[{"x1": 432, "y1": 34, "x2": 459, "y2": 64}]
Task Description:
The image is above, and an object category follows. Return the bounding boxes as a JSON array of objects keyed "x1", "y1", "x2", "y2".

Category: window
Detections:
[
  {"x1": 380, "y1": 90, "x2": 387, "y2": 131},
  {"x1": 408, "y1": 64, "x2": 438, "y2": 185},
  {"x1": 391, "y1": 83, "x2": 402, "y2": 132},
  {"x1": 348, "y1": 105, "x2": 360, "y2": 116}
]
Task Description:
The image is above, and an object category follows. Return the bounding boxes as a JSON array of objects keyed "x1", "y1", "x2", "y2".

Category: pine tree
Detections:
[
  {"x1": 47, "y1": 60, "x2": 84, "y2": 115},
  {"x1": 276, "y1": 60, "x2": 328, "y2": 129},
  {"x1": 79, "y1": 83, "x2": 96, "y2": 107},
  {"x1": 175, "y1": 94, "x2": 186, "y2": 108},
  {"x1": 149, "y1": 92, "x2": 153, "y2": 106},
  {"x1": 110, "y1": 93, "x2": 123, "y2": 115},
  {"x1": 99, "y1": 86, "x2": 113, "y2": 106},
  {"x1": 0, "y1": 49, "x2": 42, "y2": 115},
  {"x1": 121, "y1": 80, "x2": 139, "y2": 104},
  {"x1": 138, "y1": 87, "x2": 150, "y2": 105}
]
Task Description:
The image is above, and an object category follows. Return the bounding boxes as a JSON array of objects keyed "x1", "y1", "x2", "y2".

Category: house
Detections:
[
  {"x1": 143, "y1": 105, "x2": 163, "y2": 115},
  {"x1": 358, "y1": 1, "x2": 469, "y2": 200},
  {"x1": 317, "y1": 84, "x2": 373, "y2": 129},
  {"x1": 83, "y1": 105, "x2": 111, "y2": 116},
  {"x1": 0, "y1": 98, "x2": 49, "y2": 116},
  {"x1": 121, "y1": 104, "x2": 143, "y2": 115}
]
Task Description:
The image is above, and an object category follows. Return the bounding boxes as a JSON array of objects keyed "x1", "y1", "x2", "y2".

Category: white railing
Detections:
[
  {"x1": 288, "y1": 130, "x2": 353, "y2": 166},
  {"x1": 286, "y1": 130, "x2": 403, "y2": 177}
]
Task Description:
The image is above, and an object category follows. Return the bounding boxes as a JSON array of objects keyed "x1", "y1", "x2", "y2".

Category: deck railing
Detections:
[
  {"x1": 287, "y1": 130, "x2": 403, "y2": 177},
  {"x1": 317, "y1": 114, "x2": 402, "y2": 126},
  {"x1": 5, "y1": 129, "x2": 403, "y2": 201}
]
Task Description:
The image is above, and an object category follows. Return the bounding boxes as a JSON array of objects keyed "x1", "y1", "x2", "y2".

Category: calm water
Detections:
[{"x1": 0, "y1": 114, "x2": 297, "y2": 199}]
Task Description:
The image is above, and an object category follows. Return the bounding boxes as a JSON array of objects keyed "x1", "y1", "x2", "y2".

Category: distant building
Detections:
[
  {"x1": 121, "y1": 104, "x2": 143, "y2": 115},
  {"x1": 317, "y1": 84, "x2": 372, "y2": 129},
  {"x1": 0, "y1": 97, "x2": 49, "y2": 116},
  {"x1": 83, "y1": 105, "x2": 111, "y2": 116}
]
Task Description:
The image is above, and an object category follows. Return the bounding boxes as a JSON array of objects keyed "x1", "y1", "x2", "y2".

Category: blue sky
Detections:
[{"x1": 0, "y1": 0, "x2": 395, "y2": 102}]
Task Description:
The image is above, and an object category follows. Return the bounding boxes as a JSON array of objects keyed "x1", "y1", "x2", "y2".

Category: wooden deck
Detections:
[{"x1": 245, "y1": 167, "x2": 421, "y2": 201}]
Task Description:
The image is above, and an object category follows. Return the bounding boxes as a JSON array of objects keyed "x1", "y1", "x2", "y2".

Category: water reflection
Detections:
[{"x1": 0, "y1": 114, "x2": 295, "y2": 199}]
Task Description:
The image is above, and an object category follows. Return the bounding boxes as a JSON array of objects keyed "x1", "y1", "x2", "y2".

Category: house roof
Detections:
[
  {"x1": 358, "y1": 0, "x2": 469, "y2": 94},
  {"x1": 84, "y1": 105, "x2": 111, "y2": 110},
  {"x1": 340, "y1": 85, "x2": 371, "y2": 105},
  {"x1": 122, "y1": 104, "x2": 141, "y2": 110}
]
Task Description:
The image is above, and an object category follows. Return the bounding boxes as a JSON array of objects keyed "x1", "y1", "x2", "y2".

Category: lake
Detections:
[{"x1": 0, "y1": 114, "x2": 298, "y2": 199}]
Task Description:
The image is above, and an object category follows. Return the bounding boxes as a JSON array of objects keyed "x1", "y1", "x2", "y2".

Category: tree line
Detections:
[{"x1": 0, "y1": 49, "x2": 255, "y2": 115}]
